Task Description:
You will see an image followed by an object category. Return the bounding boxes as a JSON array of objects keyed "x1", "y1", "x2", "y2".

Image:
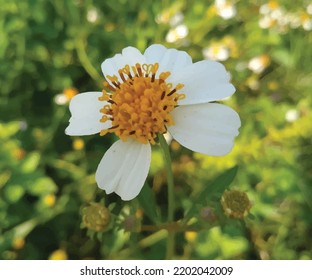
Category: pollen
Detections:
[{"x1": 98, "y1": 63, "x2": 185, "y2": 144}]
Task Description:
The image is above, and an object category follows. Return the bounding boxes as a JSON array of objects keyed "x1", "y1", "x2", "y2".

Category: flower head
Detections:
[
  {"x1": 166, "y1": 24, "x2": 189, "y2": 43},
  {"x1": 54, "y1": 87, "x2": 78, "y2": 105},
  {"x1": 221, "y1": 189, "x2": 251, "y2": 219},
  {"x1": 248, "y1": 54, "x2": 270, "y2": 74},
  {"x1": 66, "y1": 44, "x2": 240, "y2": 200},
  {"x1": 215, "y1": 0, "x2": 237, "y2": 20},
  {"x1": 203, "y1": 43, "x2": 230, "y2": 61},
  {"x1": 82, "y1": 203, "x2": 110, "y2": 232}
]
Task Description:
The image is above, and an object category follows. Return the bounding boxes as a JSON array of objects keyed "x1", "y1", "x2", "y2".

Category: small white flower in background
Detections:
[
  {"x1": 87, "y1": 8, "x2": 99, "y2": 23},
  {"x1": 302, "y1": 19, "x2": 312, "y2": 31},
  {"x1": 285, "y1": 109, "x2": 299, "y2": 123},
  {"x1": 166, "y1": 24, "x2": 189, "y2": 43},
  {"x1": 65, "y1": 44, "x2": 240, "y2": 200},
  {"x1": 300, "y1": 12, "x2": 312, "y2": 31},
  {"x1": 288, "y1": 14, "x2": 301, "y2": 29},
  {"x1": 259, "y1": 15, "x2": 276, "y2": 29},
  {"x1": 155, "y1": 9, "x2": 184, "y2": 25},
  {"x1": 203, "y1": 43, "x2": 230, "y2": 61},
  {"x1": 258, "y1": 1, "x2": 312, "y2": 32},
  {"x1": 54, "y1": 88, "x2": 78, "y2": 105},
  {"x1": 215, "y1": 0, "x2": 237, "y2": 20},
  {"x1": 307, "y1": 4, "x2": 312, "y2": 15},
  {"x1": 248, "y1": 54, "x2": 270, "y2": 74},
  {"x1": 19, "y1": 120, "x2": 28, "y2": 131},
  {"x1": 169, "y1": 12, "x2": 184, "y2": 27},
  {"x1": 258, "y1": 1, "x2": 287, "y2": 31},
  {"x1": 246, "y1": 76, "x2": 260, "y2": 91},
  {"x1": 54, "y1": 94, "x2": 68, "y2": 105},
  {"x1": 259, "y1": 0, "x2": 280, "y2": 15}
]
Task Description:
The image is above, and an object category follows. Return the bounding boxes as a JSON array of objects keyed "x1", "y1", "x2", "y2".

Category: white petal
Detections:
[
  {"x1": 168, "y1": 103, "x2": 241, "y2": 156},
  {"x1": 168, "y1": 60, "x2": 235, "y2": 105},
  {"x1": 101, "y1": 47, "x2": 146, "y2": 82},
  {"x1": 100, "y1": 53, "x2": 123, "y2": 79},
  {"x1": 144, "y1": 44, "x2": 192, "y2": 75},
  {"x1": 144, "y1": 44, "x2": 167, "y2": 62},
  {"x1": 121, "y1": 47, "x2": 146, "y2": 67},
  {"x1": 65, "y1": 92, "x2": 111, "y2": 136},
  {"x1": 95, "y1": 140, "x2": 151, "y2": 201}
]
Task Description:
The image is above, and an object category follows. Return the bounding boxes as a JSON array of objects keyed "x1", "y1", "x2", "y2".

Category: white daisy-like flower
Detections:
[
  {"x1": 203, "y1": 43, "x2": 230, "y2": 61},
  {"x1": 215, "y1": 0, "x2": 237, "y2": 20},
  {"x1": 65, "y1": 44, "x2": 240, "y2": 201},
  {"x1": 165, "y1": 24, "x2": 189, "y2": 43},
  {"x1": 248, "y1": 54, "x2": 270, "y2": 74},
  {"x1": 285, "y1": 109, "x2": 299, "y2": 123}
]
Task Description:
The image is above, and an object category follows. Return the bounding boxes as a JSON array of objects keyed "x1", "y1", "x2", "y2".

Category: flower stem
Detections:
[{"x1": 158, "y1": 134, "x2": 175, "y2": 259}]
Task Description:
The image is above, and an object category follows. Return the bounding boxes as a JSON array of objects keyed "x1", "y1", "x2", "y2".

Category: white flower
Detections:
[
  {"x1": 259, "y1": 15, "x2": 275, "y2": 29},
  {"x1": 308, "y1": 4, "x2": 312, "y2": 15},
  {"x1": 54, "y1": 88, "x2": 78, "y2": 105},
  {"x1": 65, "y1": 44, "x2": 240, "y2": 200},
  {"x1": 300, "y1": 13, "x2": 312, "y2": 31},
  {"x1": 166, "y1": 24, "x2": 188, "y2": 43},
  {"x1": 215, "y1": 0, "x2": 237, "y2": 20},
  {"x1": 302, "y1": 19, "x2": 312, "y2": 31},
  {"x1": 248, "y1": 54, "x2": 270, "y2": 74},
  {"x1": 87, "y1": 8, "x2": 99, "y2": 23},
  {"x1": 169, "y1": 12, "x2": 184, "y2": 27},
  {"x1": 285, "y1": 109, "x2": 299, "y2": 123},
  {"x1": 203, "y1": 43, "x2": 230, "y2": 61}
]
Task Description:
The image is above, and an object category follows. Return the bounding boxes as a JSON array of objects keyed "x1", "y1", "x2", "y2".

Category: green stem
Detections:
[
  {"x1": 158, "y1": 134, "x2": 175, "y2": 259},
  {"x1": 75, "y1": 36, "x2": 102, "y2": 85}
]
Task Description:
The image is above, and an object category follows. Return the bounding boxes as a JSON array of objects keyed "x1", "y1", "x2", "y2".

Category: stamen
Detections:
[
  {"x1": 103, "y1": 81, "x2": 116, "y2": 92},
  {"x1": 108, "y1": 124, "x2": 119, "y2": 131},
  {"x1": 142, "y1": 64, "x2": 152, "y2": 76},
  {"x1": 177, "y1": 94, "x2": 186, "y2": 100},
  {"x1": 167, "y1": 89, "x2": 176, "y2": 96},
  {"x1": 135, "y1": 63, "x2": 143, "y2": 77},
  {"x1": 118, "y1": 70, "x2": 127, "y2": 83},
  {"x1": 121, "y1": 65, "x2": 130, "y2": 75},
  {"x1": 99, "y1": 90, "x2": 110, "y2": 101},
  {"x1": 100, "y1": 116, "x2": 109, "y2": 122},
  {"x1": 108, "y1": 100, "x2": 116, "y2": 105},
  {"x1": 112, "y1": 81, "x2": 120, "y2": 89}
]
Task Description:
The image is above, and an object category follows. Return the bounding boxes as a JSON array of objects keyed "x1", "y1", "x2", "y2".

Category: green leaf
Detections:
[
  {"x1": 28, "y1": 177, "x2": 57, "y2": 196},
  {"x1": 184, "y1": 166, "x2": 238, "y2": 221},
  {"x1": 20, "y1": 152, "x2": 41, "y2": 173},
  {"x1": 4, "y1": 184, "x2": 25, "y2": 203},
  {"x1": 0, "y1": 122, "x2": 20, "y2": 140},
  {"x1": 137, "y1": 183, "x2": 160, "y2": 224},
  {"x1": 272, "y1": 49, "x2": 295, "y2": 68}
]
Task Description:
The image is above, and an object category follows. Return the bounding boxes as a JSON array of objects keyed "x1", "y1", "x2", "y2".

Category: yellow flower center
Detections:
[{"x1": 98, "y1": 63, "x2": 185, "y2": 144}]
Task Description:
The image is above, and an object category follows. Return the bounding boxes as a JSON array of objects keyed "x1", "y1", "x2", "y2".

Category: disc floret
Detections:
[{"x1": 98, "y1": 63, "x2": 185, "y2": 144}]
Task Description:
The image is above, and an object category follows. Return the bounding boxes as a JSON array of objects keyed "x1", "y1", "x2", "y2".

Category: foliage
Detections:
[{"x1": 1, "y1": 0, "x2": 312, "y2": 260}]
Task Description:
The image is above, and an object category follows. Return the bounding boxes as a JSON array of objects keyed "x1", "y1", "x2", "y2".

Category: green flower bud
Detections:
[
  {"x1": 221, "y1": 190, "x2": 251, "y2": 219},
  {"x1": 200, "y1": 207, "x2": 217, "y2": 222},
  {"x1": 123, "y1": 215, "x2": 139, "y2": 232},
  {"x1": 82, "y1": 203, "x2": 110, "y2": 232}
]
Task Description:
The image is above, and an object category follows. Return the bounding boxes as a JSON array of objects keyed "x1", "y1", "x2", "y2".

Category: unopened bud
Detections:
[
  {"x1": 200, "y1": 207, "x2": 217, "y2": 222},
  {"x1": 221, "y1": 190, "x2": 251, "y2": 219},
  {"x1": 123, "y1": 215, "x2": 139, "y2": 232},
  {"x1": 82, "y1": 203, "x2": 110, "y2": 232}
]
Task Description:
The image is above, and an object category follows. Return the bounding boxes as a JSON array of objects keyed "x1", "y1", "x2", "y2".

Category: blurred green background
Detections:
[{"x1": 1, "y1": 0, "x2": 312, "y2": 260}]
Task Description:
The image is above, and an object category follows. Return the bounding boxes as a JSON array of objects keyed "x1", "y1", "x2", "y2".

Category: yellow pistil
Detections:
[{"x1": 98, "y1": 63, "x2": 185, "y2": 144}]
